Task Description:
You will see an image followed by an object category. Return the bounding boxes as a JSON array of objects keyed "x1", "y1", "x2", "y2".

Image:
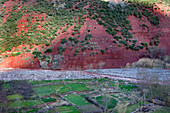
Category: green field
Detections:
[{"x1": 0, "y1": 78, "x2": 169, "y2": 113}]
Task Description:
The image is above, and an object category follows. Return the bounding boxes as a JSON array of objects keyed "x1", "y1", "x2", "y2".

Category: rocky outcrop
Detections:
[
  {"x1": 40, "y1": 54, "x2": 64, "y2": 69},
  {"x1": 40, "y1": 61, "x2": 48, "y2": 69},
  {"x1": 51, "y1": 54, "x2": 64, "y2": 70},
  {"x1": 162, "y1": 55, "x2": 170, "y2": 63}
]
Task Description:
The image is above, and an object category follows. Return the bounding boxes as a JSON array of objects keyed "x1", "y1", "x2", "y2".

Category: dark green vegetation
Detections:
[
  {"x1": 0, "y1": 78, "x2": 169, "y2": 113},
  {"x1": 0, "y1": 0, "x2": 163, "y2": 60}
]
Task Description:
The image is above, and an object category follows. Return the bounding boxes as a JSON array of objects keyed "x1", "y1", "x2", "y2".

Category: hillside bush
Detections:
[
  {"x1": 100, "y1": 49, "x2": 105, "y2": 54},
  {"x1": 11, "y1": 52, "x2": 21, "y2": 57},
  {"x1": 149, "y1": 16, "x2": 160, "y2": 26},
  {"x1": 58, "y1": 46, "x2": 66, "y2": 55},
  {"x1": 61, "y1": 38, "x2": 67, "y2": 44},
  {"x1": 44, "y1": 48, "x2": 52, "y2": 53},
  {"x1": 32, "y1": 51, "x2": 42, "y2": 58},
  {"x1": 84, "y1": 34, "x2": 92, "y2": 40}
]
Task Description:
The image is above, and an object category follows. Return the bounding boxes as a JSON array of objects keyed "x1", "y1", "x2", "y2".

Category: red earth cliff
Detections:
[{"x1": 0, "y1": 0, "x2": 169, "y2": 70}]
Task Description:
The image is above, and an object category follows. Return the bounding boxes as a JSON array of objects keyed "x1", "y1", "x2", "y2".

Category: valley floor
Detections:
[
  {"x1": 0, "y1": 68, "x2": 170, "y2": 113},
  {"x1": 0, "y1": 68, "x2": 170, "y2": 85}
]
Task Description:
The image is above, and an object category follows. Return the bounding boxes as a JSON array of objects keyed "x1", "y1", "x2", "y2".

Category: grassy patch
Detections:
[
  {"x1": 33, "y1": 85, "x2": 62, "y2": 96},
  {"x1": 57, "y1": 85, "x2": 72, "y2": 93},
  {"x1": 64, "y1": 94, "x2": 91, "y2": 106},
  {"x1": 120, "y1": 85, "x2": 137, "y2": 91},
  {"x1": 42, "y1": 97, "x2": 56, "y2": 103},
  {"x1": 7, "y1": 94, "x2": 23, "y2": 100},
  {"x1": 28, "y1": 80, "x2": 48, "y2": 86},
  {"x1": 10, "y1": 100, "x2": 43, "y2": 108},
  {"x1": 125, "y1": 100, "x2": 149, "y2": 113},
  {"x1": 28, "y1": 80, "x2": 60, "y2": 86},
  {"x1": 20, "y1": 108, "x2": 42, "y2": 113},
  {"x1": 67, "y1": 83, "x2": 89, "y2": 91},
  {"x1": 57, "y1": 106, "x2": 80, "y2": 113},
  {"x1": 95, "y1": 96, "x2": 117, "y2": 109}
]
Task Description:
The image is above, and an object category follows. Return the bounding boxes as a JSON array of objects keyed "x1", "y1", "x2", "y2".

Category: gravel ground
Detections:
[
  {"x1": 85, "y1": 68, "x2": 170, "y2": 82},
  {"x1": 0, "y1": 68, "x2": 170, "y2": 85},
  {"x1": 0, "y1": 69, "x2": 99, "y2": 81}
]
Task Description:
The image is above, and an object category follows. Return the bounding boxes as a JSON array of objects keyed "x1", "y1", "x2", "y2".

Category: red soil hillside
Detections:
[{"x1": 0, "y1": 0, "x2": 169, "y2": 70}]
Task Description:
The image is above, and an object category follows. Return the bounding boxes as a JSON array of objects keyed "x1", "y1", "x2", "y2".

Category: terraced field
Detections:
[{"x1": 0, "y1": 78, "x2": 170, "y2": 113}]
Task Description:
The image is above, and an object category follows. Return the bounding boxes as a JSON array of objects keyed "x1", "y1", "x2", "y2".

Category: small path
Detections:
[{"x1": 0, "y1": 68, "x2": 170, "y2": 85}]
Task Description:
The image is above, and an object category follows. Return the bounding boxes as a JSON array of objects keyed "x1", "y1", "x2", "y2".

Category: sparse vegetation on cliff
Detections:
[{"x1": 0, "y1": 0, "x2": 168, "y2": 69}]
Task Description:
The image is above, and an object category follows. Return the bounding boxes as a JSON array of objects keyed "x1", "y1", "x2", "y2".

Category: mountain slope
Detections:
[{"x1": 0, "y1": 0, "x2": 169, "y2": 69}]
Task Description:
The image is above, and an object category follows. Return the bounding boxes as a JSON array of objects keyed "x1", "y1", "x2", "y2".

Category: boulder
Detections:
[
  {"x1": 166, "y1": 63, "x2": 170, "y2": 69},
  {"x1": 40, "y1": 61, "x2": 48, "y2": 69},
  {"x1": 163, "y1": 55, "x2": 170, "y2": 63}
]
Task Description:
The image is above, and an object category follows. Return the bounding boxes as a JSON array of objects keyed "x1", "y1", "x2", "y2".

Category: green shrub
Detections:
[
  {"x1": 134, "y1": 47, "x2": 139, "y2": 51},
  {"x1": 11, "y1": 52, "x2": 21, "y2": 57},
  {"x1": 73, "y1": 25, "x2": 81, "y2": 31},
  {"x1": 58, "y1": 46, "x2": 66, "y2": 55},
  {"x1": 142, "y1": 10, "x2": 153, "y2": 17},
  {"x1": 141, "y1": 42, "x2": 148, "y2": 47},
  {"x1": 84, "y1": 34, "x2": 92, "y2": 40},
  {"x1": 132, "y1": 40, "x2": 137, "y2": 44},
  {"x1": 149, "y1": 16, "x2": 160, "y2": 26},
  {"x1": 137, "y1": 45, "x2": 144, "y2": 49},
  {"x1": 126, "y1": 45, "x2": 129, "y2": 50},
  {"x1": 62, "y1": 26, "x2": 69, "y2": 33},
  {"x1": 100, "y1": 49, "x2": 105, "y2": 54},
  {"x1": 118, "y1": 44, "x2": 122, "y2": 47},
  {"x1": 42, "y1": 97, "x2": 56, "y2": 103},
  {"x1": 61, "y1": 38, "x2": 67, "y2": 44},
  {"x1": 90, "y1": 52, "x2": 95, "y2": 56},
  {"x1": 75, "y1": 48, "x2": 79, "y2": 53},
  {"x1": 45, "y1": 42, "x2": 50, "y2": 46},
  {"x1": 72, "y1": 32, "x2": 76, "y2": 35},
  {"x1": 80, "y1": 40, "x2": 85, "y2": 43},
  {"x1": 114, "y1": 36, "x2": 121, "y2": 41},
  {"x1": 90, "y1": 46, "x2": 94, "y2": 50},
  {"x1": 68, "y1": 37, "x2": 75, "y2": 42},
  {"x1": 113, "y1": 41, "x2": 117, "y2": 44},
  {"x1": 32, "y1": 51, "x2": 42, "y2": 58},
  {"x1": 81, "y1": 47, "x2": 86, "y2": 52},
  {"x1": 23, "y1": 47, "x2": 29, "y2": 51},
  {"x1": 96, "y1": 19, "x2": 103, "y2": 25},
  {"x1": 44, "y1": 48, "x2": 52, "y2": 53},
  {"x1": 74, "y1": 40, "x2": 79, "y2": 44},
  {"x1": 45, "y1": 55, "x2": 52, "y2": 63},
  {"x1": 74, "y1": 52, "x2": 78, "y2": 56},
  {"x1": 105, "y1": 27, "x2": 113, "y2": 35},
  {"x1": 140, "y1": 24, "x2": 149, "y2": 28},
  {"x1": 92, "y1": 15, "x2": 98, "y2": 19},
  {"x1": 119, "y1": 40, "x2": 127, "y2": 45}
]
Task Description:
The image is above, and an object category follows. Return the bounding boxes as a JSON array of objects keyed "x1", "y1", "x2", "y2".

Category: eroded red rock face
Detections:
[
  {"x1": 50, "y1": 14, "x2": 170, "y2": 70},
  {"x1": 56, "y1": 18, "x2": 144, "y2": 70},
  {"x1": 0, "y1": 1, "x2": 170, "y2": 70},
  {"x1": 0, "y1": 53, "x2": 40, "y2": 69}
]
